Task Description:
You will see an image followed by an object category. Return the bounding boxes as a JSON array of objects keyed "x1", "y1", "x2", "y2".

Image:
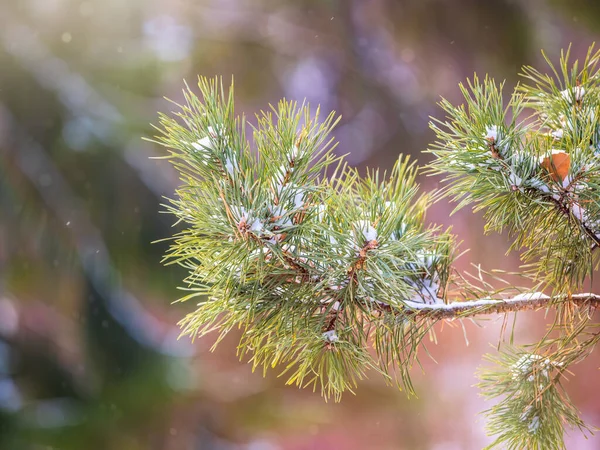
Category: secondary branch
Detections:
[{"x1": 403, "y1": 293, "x2": 600, "y2": 320}]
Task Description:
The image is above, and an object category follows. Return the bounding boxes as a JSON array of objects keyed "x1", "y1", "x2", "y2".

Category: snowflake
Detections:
[
  {"x1": 248, "y1": 218, "x2": 263, "y2": 233},
  {"x1": 289, "y1": 145, "x2": 299, "y2": 161},
  {"x1": 561, "y1": 86, "x2": 585, "y2": 103},
  {"x1": 511, "y1": 353, "x2": 562, "y2": 381},
  {"x1": 191, "y1": 136, "x2": 211, "y2": 152},
  {"x1": 190, "y1": 125, "x2": 223, "y2": 152},
  {"x1": 354, "y1": 220, "x2": 377, "y2": 243},
  {"x1": 322, "y1": 330, "x2": 339, "y2": 343},
  {"x1": 484, "y1": 125, "x2": 499, "y2": 142},
  {"x1": 528, "y1": 415, "x2": 541, "y2": 434},
  {"x1": 224, "y1": 156, "x2": 237, "y2": 176},
  {"x1": 231, "y1": 206, "x2": 264, "y2": 234},
  {"x1": 419, "y1": 278, "x2": 441, "y2": 304},
  {"x1": 571, "y1": 201, "x2": 588, "y2": 224},
  {"x1": 508, "y1": 169, "x2": 523, "y2": 192},
  {"x1": 551, "y1": 128, "x2": 564, "y2": 140},
  {"x1": 511, "y1": 354, "x2": 543, "y2": 380},
  {"x1": 293, "y1": 190, "x2": 305, "y2": 209}
]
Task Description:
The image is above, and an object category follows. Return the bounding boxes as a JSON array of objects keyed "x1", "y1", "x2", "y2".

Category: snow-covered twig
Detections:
[{"x1": 403, "y1": 292, "x2": 600, "y2": 320}]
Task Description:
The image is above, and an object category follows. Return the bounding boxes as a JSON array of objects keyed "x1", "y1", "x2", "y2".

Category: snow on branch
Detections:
[{"x1": 403, "y1": 292, "x2": 600, "y2": 320}]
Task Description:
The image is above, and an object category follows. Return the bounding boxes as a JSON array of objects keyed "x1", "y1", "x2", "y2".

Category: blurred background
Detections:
[{"x1": 2, "y1": 0, "x2": 600, "y2": 448}]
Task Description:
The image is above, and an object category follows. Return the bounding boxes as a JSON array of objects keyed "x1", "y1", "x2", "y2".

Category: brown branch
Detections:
[
  {"x1": 401, "y1": 293, "x2": 600, "y2": 320},
  {"x1": 547, "y1": 189, "x2": 600, "y2": 248}
]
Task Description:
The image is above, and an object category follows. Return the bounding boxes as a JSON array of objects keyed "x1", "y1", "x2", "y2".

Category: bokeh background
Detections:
[{"x1": 2, "y1": 1, "x2": 600, "y2": 449}]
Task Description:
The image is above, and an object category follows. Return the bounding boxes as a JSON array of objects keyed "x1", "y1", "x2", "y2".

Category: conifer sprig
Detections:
[
  {"x1": 477, "y1": 347, "x2": 589, "y2": 450},
  {"x1": 428, "y1": 46, "x2": 600, "y2": 291},
  {"x1": 152, "y1": 77, "x2": 458, "y2": 400},
  {"x1": 428, "y1": 45, "x2": 600, "y2": 448}
]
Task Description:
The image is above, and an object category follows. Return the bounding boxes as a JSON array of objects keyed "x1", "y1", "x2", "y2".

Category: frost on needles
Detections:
[{"x1": 152, "y1": 45, "x2": 600, "y2": 450}]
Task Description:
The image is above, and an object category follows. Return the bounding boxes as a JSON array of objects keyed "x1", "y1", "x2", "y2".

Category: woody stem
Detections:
[{"x1": 402, "y1": 293, "x2": 600, "y2": 320}]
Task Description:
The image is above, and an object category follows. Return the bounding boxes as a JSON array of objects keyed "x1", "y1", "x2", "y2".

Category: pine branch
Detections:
[
  {"x1": 425, "y1": 44, "x2": 600, "y2": 448},
  {"x1": 152, "y1": 77, "x2": 459, "y2": 400},
  {"x1": 153, "y1": 48, "x2": 600, "y2": 447}
]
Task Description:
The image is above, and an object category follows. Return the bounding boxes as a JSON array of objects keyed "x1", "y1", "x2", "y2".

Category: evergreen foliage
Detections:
[
  {"x1": 428, "y1": 46, "x2": 600, "y2": 292},
  {"x1": 429, "y1": 45, "x2": 600, "y2": 448},
  {"x1": 153, "y1": 46, "x2": 600, "y2": 448},
  {"x1": 151, "y1": 78, "x2": 456, "y2": 401}
]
